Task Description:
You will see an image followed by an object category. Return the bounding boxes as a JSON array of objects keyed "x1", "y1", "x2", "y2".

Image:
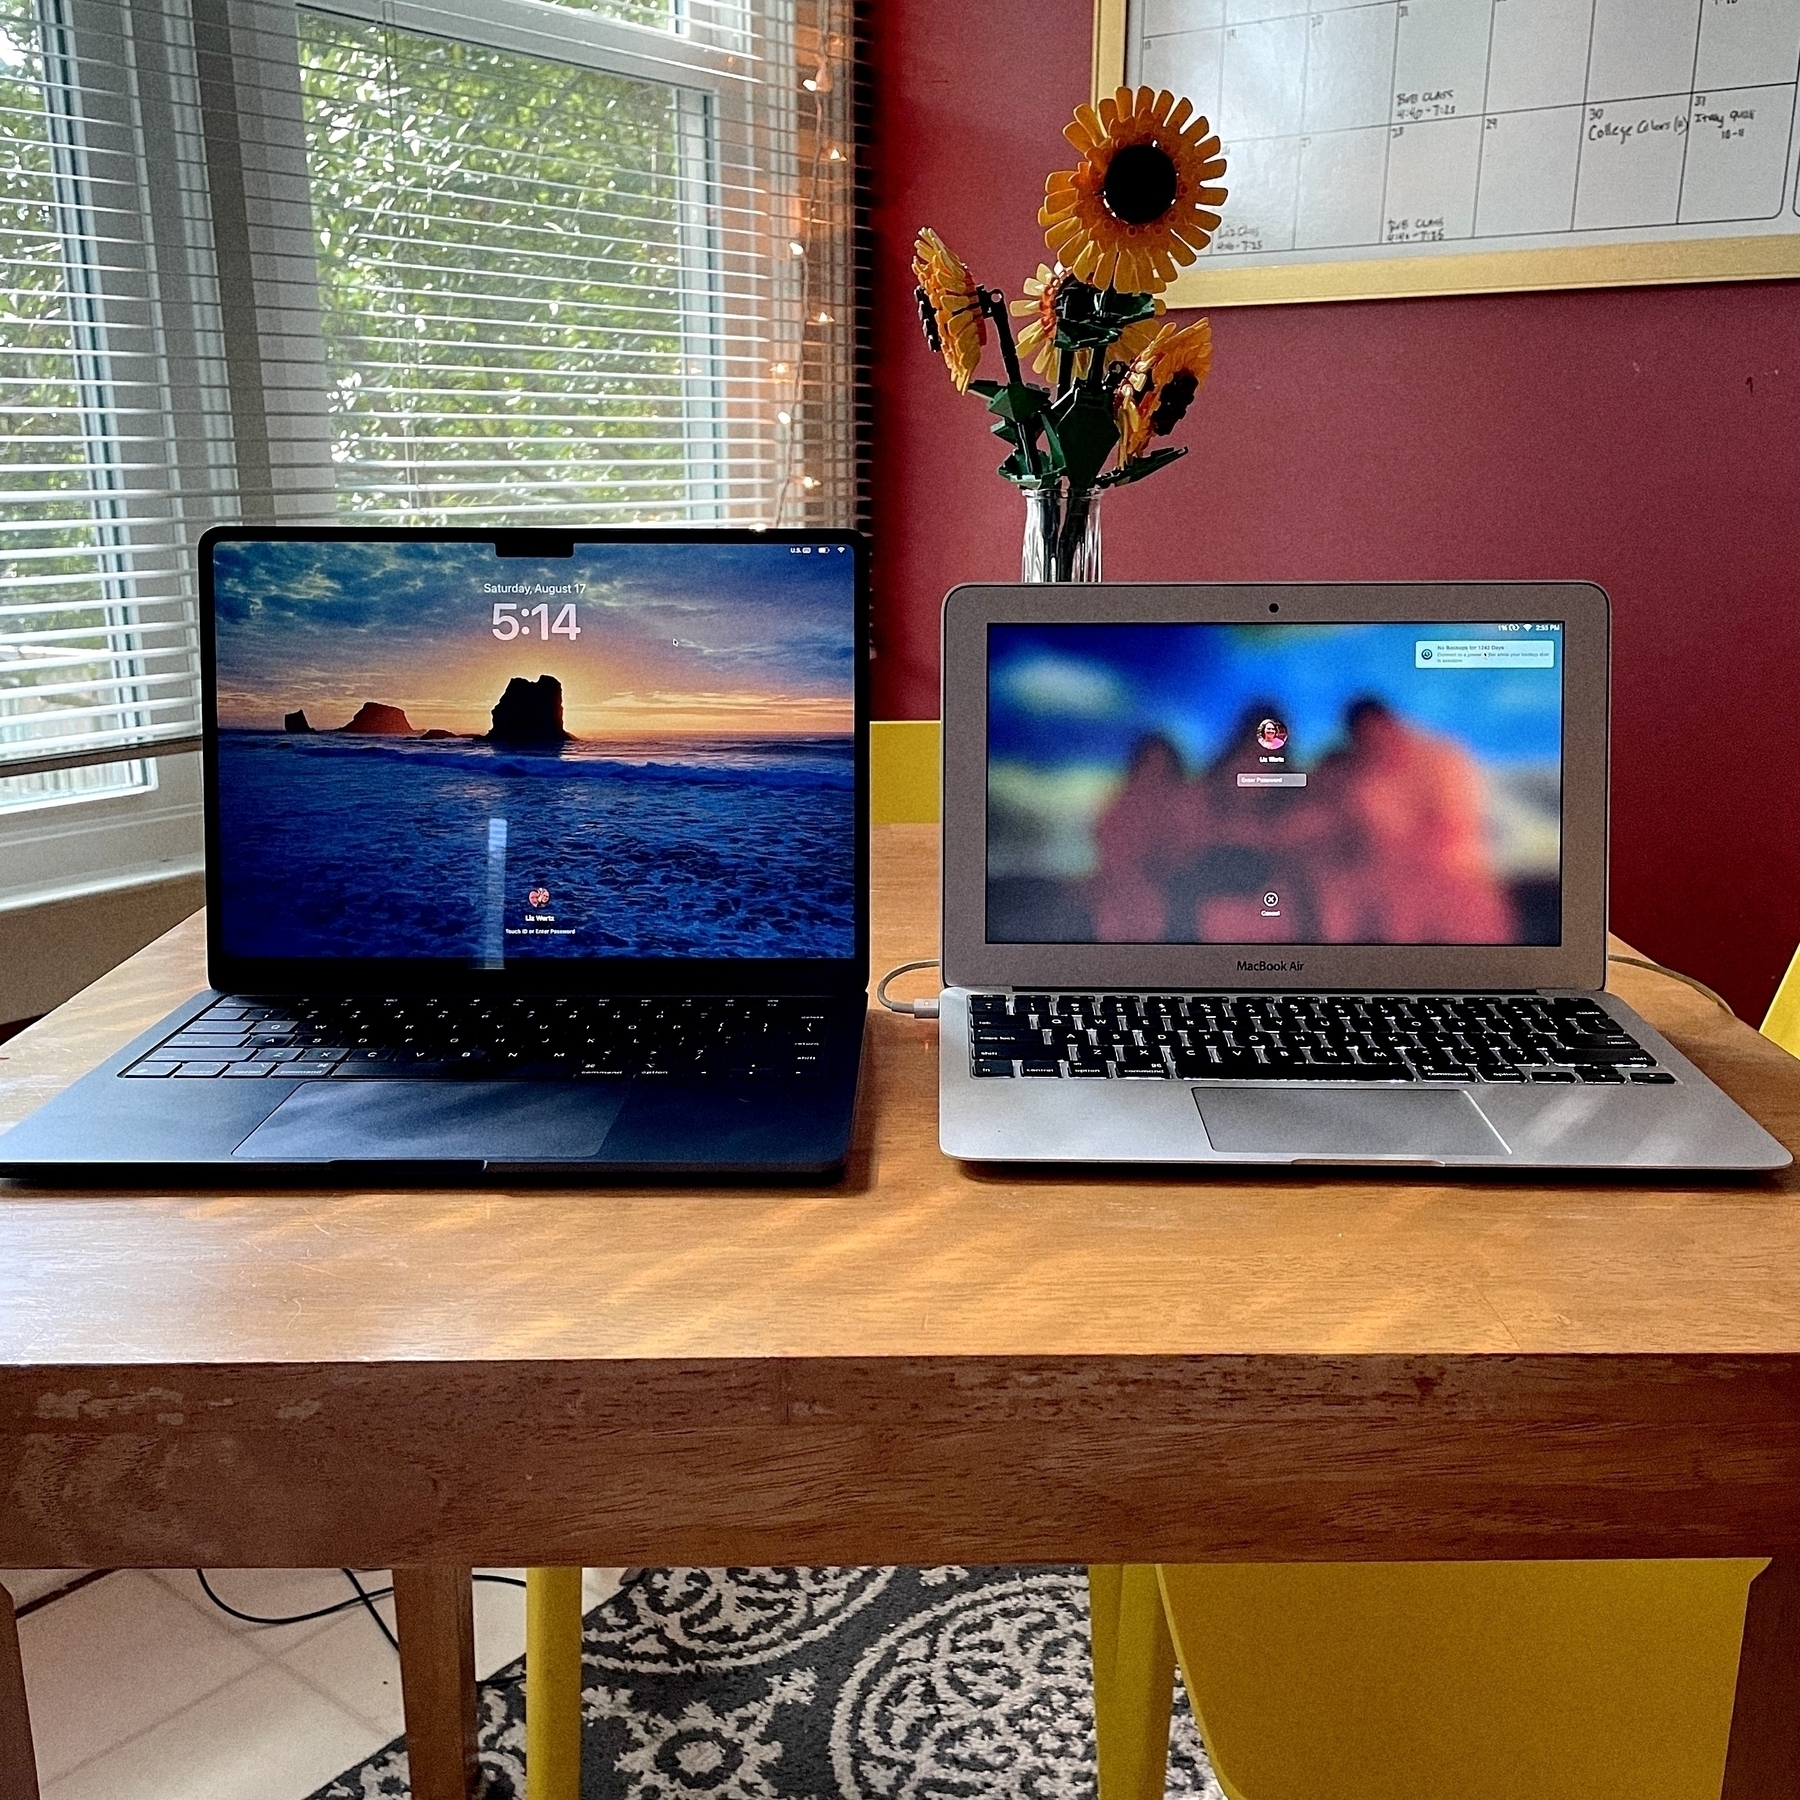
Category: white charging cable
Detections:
[
  {"x1": 1605, "y1": 951, "x2": 1736, "y2": 1018},
  {"x1": 876, "y1": 958, "x2": 941, "y2": 1019}
]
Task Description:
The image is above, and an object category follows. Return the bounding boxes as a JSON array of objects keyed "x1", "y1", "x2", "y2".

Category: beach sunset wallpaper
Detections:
[{"x1": 209, "y1": 537, "x2": 858, "y2": 965}]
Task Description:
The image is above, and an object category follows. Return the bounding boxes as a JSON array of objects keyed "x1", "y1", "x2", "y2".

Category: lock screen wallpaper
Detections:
[
  {"x1": 986, "y1": 620, "x2": 1563, "y2": 947},
  {"x1": 210, "y1": 538, "x2": 858, "y2": 965}
]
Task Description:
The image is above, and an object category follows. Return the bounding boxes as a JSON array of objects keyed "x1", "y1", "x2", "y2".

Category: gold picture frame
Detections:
[{"x1": 1092, "y1": 0, "x2": 1800, "y2": 308}]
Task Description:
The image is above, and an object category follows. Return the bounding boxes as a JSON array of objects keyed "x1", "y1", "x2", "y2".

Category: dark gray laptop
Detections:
[
  {"x1": 937, "y1": 581, "x2": 1787, "y2": 1171},
  {"x1": 0, "y1": 526, "x2": 869, "y2": 1180}
]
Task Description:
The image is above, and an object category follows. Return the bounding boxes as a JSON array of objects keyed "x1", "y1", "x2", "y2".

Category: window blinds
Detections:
[
  {"x1": 1, "y1": 0, "x2": 232, "y2": 787},
  {"x1": 0, "y1": 0, "x2": 864, "y2": 797}
]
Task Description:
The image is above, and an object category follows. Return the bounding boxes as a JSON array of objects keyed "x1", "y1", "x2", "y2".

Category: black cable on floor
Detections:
[
  {"x1": 195, "y1": 1568, "x2": 539, "y2": 1642},
  {"x1": 196, "y1": 1567, "x2": 388, "y2": 1628},
  {"x1": 343, "y1": 1568, "x2": 399, "y2": 1652}
]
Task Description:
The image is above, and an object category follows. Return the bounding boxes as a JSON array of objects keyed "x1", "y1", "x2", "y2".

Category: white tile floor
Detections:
[{"x1": 4, "y1": 1566, "x2": 622, "y2": 1800}]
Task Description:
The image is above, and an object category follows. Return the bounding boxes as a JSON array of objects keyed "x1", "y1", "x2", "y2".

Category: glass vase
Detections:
[{"x1": 1020, "y1": 479, "x2": 1103, "y2": 583}]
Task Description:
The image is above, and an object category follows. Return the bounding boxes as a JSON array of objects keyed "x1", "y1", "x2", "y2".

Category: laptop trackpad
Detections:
[
  {"x1": 232, "y1": 1081, "x2": 628, "y2": 1163},
  {"x1": 1194, "y1": 1087, "x2": 1508, "y2": 1160}
]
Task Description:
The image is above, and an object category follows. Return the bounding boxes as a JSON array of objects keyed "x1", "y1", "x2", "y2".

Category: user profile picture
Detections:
[
  {"x1": 1255, "y1": 718, "x2": 1288, "y2": 751},
  {"x1": 527, "y1": 886, "x2": 550, "y2": 908}
]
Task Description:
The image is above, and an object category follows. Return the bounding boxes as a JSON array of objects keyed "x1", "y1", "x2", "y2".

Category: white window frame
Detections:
[{"x1": 250, "y1": 0, "x2": 807, "y2": 525}]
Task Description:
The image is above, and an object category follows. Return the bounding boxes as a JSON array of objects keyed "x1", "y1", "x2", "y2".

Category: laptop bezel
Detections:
[
  {"x1": 941, "y1": 580, "x2": 1608, "y2": 994},
  {"x1": 199, "y1": 524, "x2": 869, "y2": 997}
]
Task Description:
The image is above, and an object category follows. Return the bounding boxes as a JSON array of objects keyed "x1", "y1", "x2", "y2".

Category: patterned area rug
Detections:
[{"x1": 309, "y1": 1565, "x2": 1224, "y2": 1798}]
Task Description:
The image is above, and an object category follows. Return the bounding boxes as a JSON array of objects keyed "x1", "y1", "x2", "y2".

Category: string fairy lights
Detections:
[{"x1": 769, "y1": 0, "x2": 855, "y2": 527}]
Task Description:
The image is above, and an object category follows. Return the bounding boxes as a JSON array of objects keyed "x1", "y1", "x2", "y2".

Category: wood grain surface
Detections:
[
  {"x1": 391, "y1": 1568, "x2": 477, "y2": 1800},
  {"x1": 1, "y1": 825, "x2": 1798, "y2": 1573}
]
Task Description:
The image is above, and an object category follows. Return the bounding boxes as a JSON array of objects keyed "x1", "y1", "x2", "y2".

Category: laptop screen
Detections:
[
  {"x1": 986, "y1": 620, "x2": 1563, "y2": 947},
  {"x1": 207, "y1": 533, "x2": 860, "y2": 972}
]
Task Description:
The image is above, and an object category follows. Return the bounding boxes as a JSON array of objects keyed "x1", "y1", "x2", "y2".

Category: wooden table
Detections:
[{"x1": 4, "y1": 823, "x2": 1800, "y2": 1799}]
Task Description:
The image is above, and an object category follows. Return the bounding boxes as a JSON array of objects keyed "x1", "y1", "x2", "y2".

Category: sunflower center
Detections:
[
  {"x1": 1150, "y1": 368, "x2": 1199, "y2": 435},
  {"x1": 1102, "y1": 143, "x2": 1178, "y2": 225}
]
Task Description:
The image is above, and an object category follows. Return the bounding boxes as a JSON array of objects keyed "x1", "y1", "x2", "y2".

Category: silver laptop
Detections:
[{"x1": 937, "y1": 581, "x2": 1788, "y2": 1171}]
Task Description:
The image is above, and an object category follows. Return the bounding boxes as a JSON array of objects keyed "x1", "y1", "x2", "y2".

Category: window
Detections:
[
  {"x1": 299, "y1": 2, "x2": 721, "y2": 519},
  {"x1": 280, "y1": 0, "x2": 857, "y2": 526},
  {"x1": 0, "y1": 0, "x2": 862, "y2": 906},
  {"x1": 0, "y1": 0, "x2": 226, "y2": 897}
]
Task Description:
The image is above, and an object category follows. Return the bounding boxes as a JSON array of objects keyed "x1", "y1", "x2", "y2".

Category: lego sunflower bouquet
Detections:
[{"x1": 913, "y1": 87, "x2": 1228, "y2": 581}]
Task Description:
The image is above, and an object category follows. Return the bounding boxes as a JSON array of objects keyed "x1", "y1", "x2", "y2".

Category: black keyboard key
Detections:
[
  {"x1": 172, "y1": 1062, "x2": 228, "y2": 1078},
  {"x1": 973, "y1": 1057, "x2": 1015, "y2": 1078},
  {"x1": 725, "y1": 1061, "x2": 784, "y2": 1078},
  {"x1": 1630, "y1": 1071, "x2": 1677, "y2": 1084}
]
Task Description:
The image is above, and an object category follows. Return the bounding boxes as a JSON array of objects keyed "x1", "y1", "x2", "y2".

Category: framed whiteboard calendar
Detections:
[{"x1": 1092, "y1": 0, "x2": 1800, "y2": 304}]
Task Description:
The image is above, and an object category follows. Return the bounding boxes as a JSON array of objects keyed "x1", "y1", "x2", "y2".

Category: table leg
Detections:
[
  {"x1": 392, "y1": 1566, "x2": 479, "y2": 1800},
  {"x1": 0, "y1": 1583, "x2": 39, "y2": 1800},
  {"x1": 1722, "y1": 1555, "x2": 1800, "y2": 1799}
]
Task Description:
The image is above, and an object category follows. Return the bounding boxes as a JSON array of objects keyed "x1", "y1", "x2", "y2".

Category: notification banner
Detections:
[{"x1": 1416, "y1": 639, "x2": 1556, "y2": 669}]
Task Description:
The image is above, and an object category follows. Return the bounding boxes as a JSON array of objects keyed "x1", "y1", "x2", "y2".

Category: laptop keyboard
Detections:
[
  {"x1": 123, "y1": 995, "x2": 835, "y2": 1081},
  {"x1": 968, "y1": 992, "x2": 1675, "y2": 1085}
]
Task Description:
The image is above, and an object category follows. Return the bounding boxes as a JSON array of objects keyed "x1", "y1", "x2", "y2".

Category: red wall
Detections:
[{"x1": 867, "y1": 0, "x2": 1800, "y2": 1020}]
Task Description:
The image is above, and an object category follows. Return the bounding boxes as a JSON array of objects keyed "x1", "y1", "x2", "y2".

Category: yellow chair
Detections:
[
  {"x1": 1091, "y1": 1558, "x2": 1765, "y2": 1800},
  {"x1": 528, "y1": 1557, "x2": 1766, "y2": 1800},
  {"x1": 869, "y1": 718, "x2": 940, "y2": 825},
  {"x1": 1762, "y1": 943, "x2": 1800, "y2": 1057}
]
